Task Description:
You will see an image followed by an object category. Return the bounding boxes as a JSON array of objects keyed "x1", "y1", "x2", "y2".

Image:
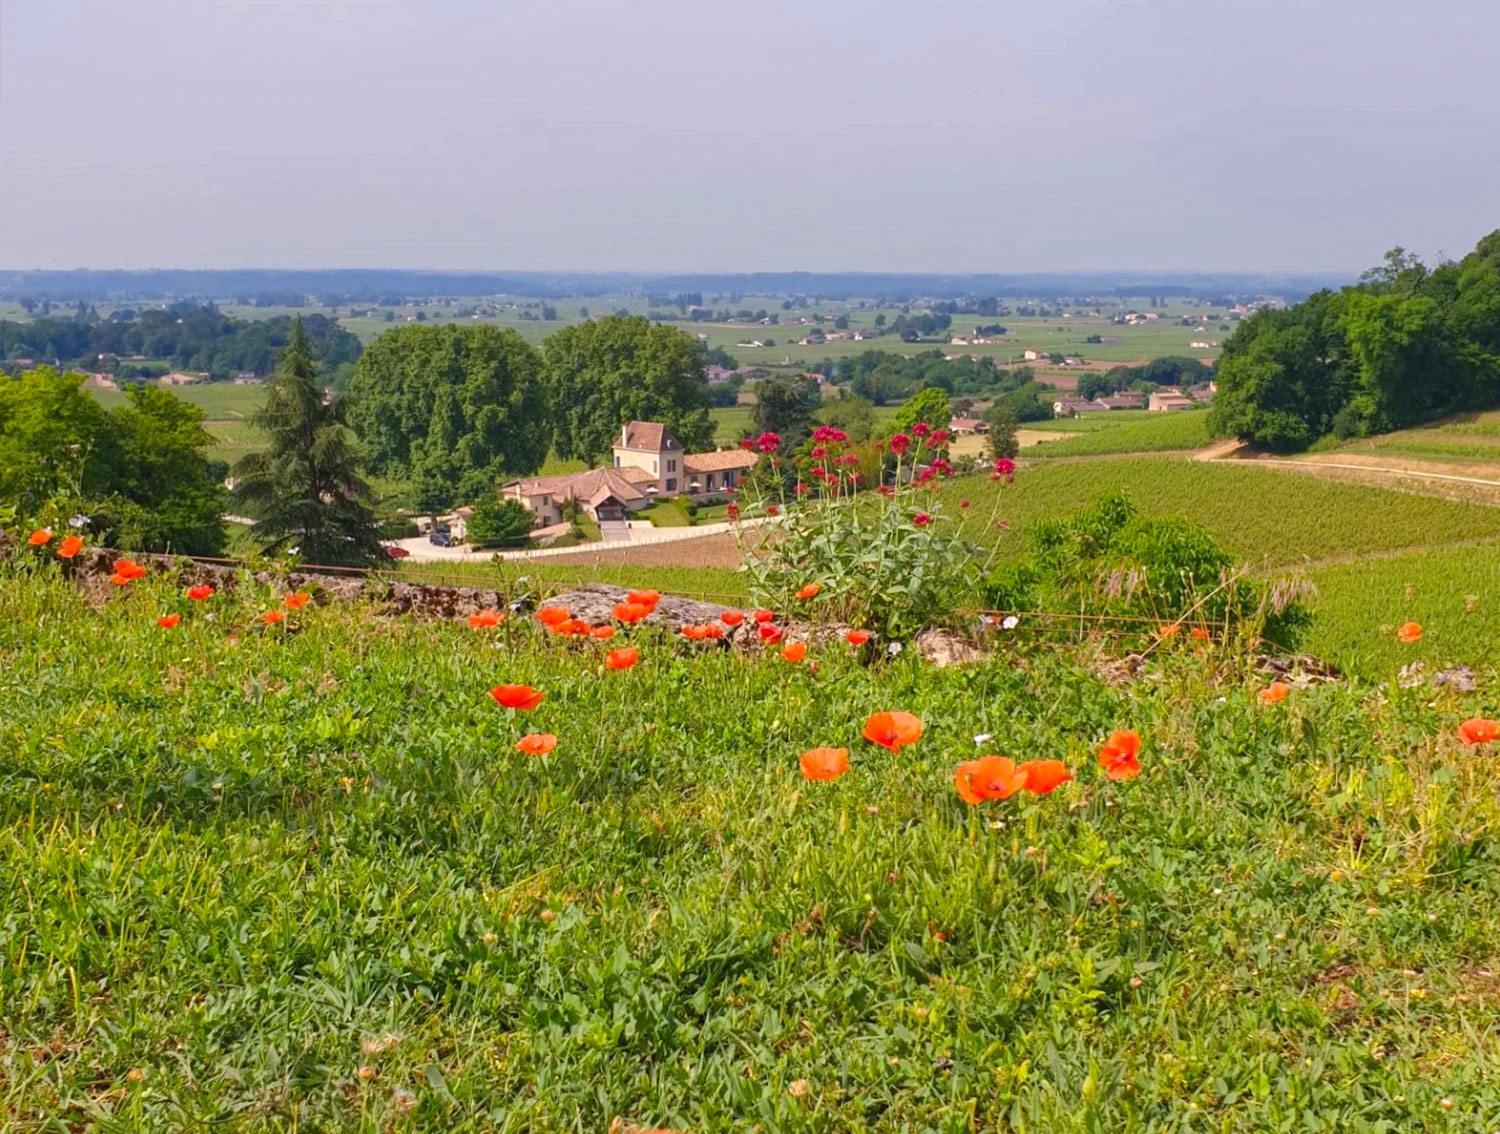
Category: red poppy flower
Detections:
[
  {"x1": 607, "y1": 647, "x2": 640, "y2": 670},
  {"x1": 1259, "y1": 682, "x2": 1290, "y2": 705},
  {"x1": 27, "y1": 529, "x2": 51, "y2": 546},
  {"x1": 187, "y1": 585, "x2": 214, "y2": 602},
  {"x1": 863, "y1": 711, "x2": 923, "y2": 752},
  {"x1": 157, "y1": 613, "x2": 181, "y2": 629},
  {"x1": 110, "y1": 558, "x2": 148, "y2": 585},
  {"x1": 800, "y1": 747, "x2": 849, "y2": 781},
  {"x1": 1156, "y1": 624, "x2": 1181, "y2": 640},
  {"x1": 1018, "y1": 760, "x2": 1073, "y2": 794},
  {"x1": 1458, "y1": 717, "x2": 1500, "y2": 745},
  {"x1": 469, "y1": 608, "x2": 503, "y2": 629},
  {"x1": 681, "y1": 624, "x2": 709, "y2": 641},
  {"x1": 261, "y1": 610, "x2": 286, "y2": 625},
  {"x1": 758, "y1": 623, "x2": 784, "y2": 644},
  {"x1": 592, "y1": 624, "x2": 615, "y2": 640},
  {"x1": 796, "y1": 583, "x2": 821, "y2": 600},
  {"x1": 955, "y1": 755, "x2": 1027, "y2": 804},
  {"x1": 1098, "y1": 729, "x2": 1142, "y2": 781},
  {"x1": 490, "y1": 684, "x2": 545, "y2": 711},
  {"x1": 846, "y1": 629, "x2": 872, "y2": 646},
  {"x1": 515, "y1": 733, "x2": 558, "y2": 756},
  {"x1": 753, "y1": 609, "x2": 775, "y2": 624},
  {"x1": 720, "y1": 610, "x2": 746, "y2": 627},
  {"x1": 1190, "y1": 627, "x2": 1210, "y2": 641},
  {"x1": 780, "y1": 641, "x2": 807, "y2": 663},
  {"x1": 627, "y1": 590, "x2": 661, "y2": 608},
  {"x1": 536, "y1": 606, "x2": 571, "y2": 628},
  {"x1": 57, "y1": 535, "x2": 83, "y2": 559},
  {"x1": 994, "y1": 458, "x2": 1015, "y2": 476},
  {"x1": 552, "y1": 618, "x2": 591, "y2": 637},
  {"x1": 613, "y1": 602, "x2": 651, "y2": 623},
  {"x1": 702, "y1": 623, "x2": 724, "y2": 640},
  {"x1": 285, "y1": 592, "x2": 311, "y2": 611},
  {"x1": 958, "y1": 499, "x2": 970, "y2": 509},
  {"x1": 1397, "y1": 621, "x2": 1422, "y2": 643}
]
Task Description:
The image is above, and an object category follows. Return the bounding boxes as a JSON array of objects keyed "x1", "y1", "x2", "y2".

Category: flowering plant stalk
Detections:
[{"x1": 731, "y1": 424, "x2": 1015, "y2": 638}]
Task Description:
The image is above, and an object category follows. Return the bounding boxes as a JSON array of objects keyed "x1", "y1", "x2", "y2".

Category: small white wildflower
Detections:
[
  {"x1": 886, "y1": 641, "x2": 903, "y2": 657},
  {"x1": 973, "y1": 733, "x2": 993, "y2": 745},
  {"x1": 1001, "y1": 615, "x2": 1019, "y2": 630},
  {"x1": 69, "y1": 514, "x2": 91, "y2": 529}
]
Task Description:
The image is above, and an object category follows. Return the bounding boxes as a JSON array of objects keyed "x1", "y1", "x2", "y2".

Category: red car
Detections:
[{"x1": 384, "y1": 546, "x2": 410, "y2": 559}]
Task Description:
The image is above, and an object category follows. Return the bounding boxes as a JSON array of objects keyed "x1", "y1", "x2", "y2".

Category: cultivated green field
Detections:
[
  {"x1": 965, "y1": 460, "x2": 1500, "y2": 569},
  {"x1": 4, "y1": 562, "x2": 1500, "y2": 1129},
  {"x1": 90, "y1": 381, "x2": 266, "y2": 419},
  {"x1": 36, "y1": 293, "x2": 1231, "y2": 374},
  {"x1": 1320, "y1": 410, "x2": 1500, "y2": 467},
  {"x1": 1303, "y1": 541, "x2": 1500, "y2": 676},
  {"x1": 1025, "y1": 411, "x2": 1214, "y2": 457}
]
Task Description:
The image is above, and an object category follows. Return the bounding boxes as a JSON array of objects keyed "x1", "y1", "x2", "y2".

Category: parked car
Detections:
[
  {"x1": 384, "y1": 546, "x2": 410, "y2": 559},
  {"x1": 429, "y1": 530, "x2": 453, "y2": 547}
]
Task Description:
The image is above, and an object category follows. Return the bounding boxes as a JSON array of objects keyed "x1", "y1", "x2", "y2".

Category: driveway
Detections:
[{"x1": 384, "y1": 536, "x2": 489, "y2": 563}]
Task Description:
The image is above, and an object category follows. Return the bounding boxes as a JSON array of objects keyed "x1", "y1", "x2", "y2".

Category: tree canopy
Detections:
[
  {"x1": 890, "y1": 385, "x2": 951, "y2": 435},
  {"x1": 231, "y1": 319, "x2": 383, "y2": 566},
  {"x1": 752, "y1": 373, "x2": 822, "y2": 448},
  {"x1": 1212, "y1": 233, "x2": 1500, "y2": 450},
  {"x1": 347, "y1": 324, "x2": 550, "y2": 505},
  {"x1": 544, "y1": 317, "x2": 713, "y2": 465},
  {"x1": 0, "y1": 304, "x2": 361, "y2": 377},
  {"x1": 0, "y1": 367, "x2": 226, "y2": 554}
]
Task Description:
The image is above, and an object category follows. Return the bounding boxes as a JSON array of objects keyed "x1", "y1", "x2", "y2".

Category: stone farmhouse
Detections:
[{"x1": 503, "y1": 421, "x2": 759, "y2": 527}]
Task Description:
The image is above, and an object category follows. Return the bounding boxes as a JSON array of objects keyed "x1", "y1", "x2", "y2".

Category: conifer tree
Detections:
[{"x1": 232, "y1": 318, "x2": 384, "y2": 565}]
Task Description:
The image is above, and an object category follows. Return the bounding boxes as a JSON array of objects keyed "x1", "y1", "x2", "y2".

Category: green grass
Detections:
[
  {"x1": 4, "y1": 565, "x2": 1500, "y2": 1129},
  {"x1": 1302, "y1": 540, "x2": 1500, "y2": 677},
  {"x1": 1026, "y1": 411, "x2": 1214, "y2": 457}
]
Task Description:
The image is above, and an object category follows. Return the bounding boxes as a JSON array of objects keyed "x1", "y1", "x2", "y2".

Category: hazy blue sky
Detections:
[{"x1": 3, "y1": 0, "x2": 1496, "y2": 273}]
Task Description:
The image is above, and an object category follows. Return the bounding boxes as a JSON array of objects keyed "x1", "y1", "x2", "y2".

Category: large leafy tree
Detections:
[
  {"x1": 0, "y1": 367, "x2": 225, "y2": 554},
  {"x1": 752, "y1": 373, "x2": 822, "y2": 448},
  {"x1": 544, "y1": 316, "x2": 713, "y2": 465},
  {"x1": 232, "y1": 319, "x2": 384, "y2": 566},
  {"x1": 1213, "y1": 231, "x2": 1500, "y2": 450},
  {"x1": 347, "y1": 324, "x2": 550, "y2": 502},
  {"x1": 890, "y1": 385, "x2": 952, "y2": 435}
]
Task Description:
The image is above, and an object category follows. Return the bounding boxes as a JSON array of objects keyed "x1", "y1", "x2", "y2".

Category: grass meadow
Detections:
[{"x1": 5, "y1": 561, "x2": 1500, "y2": 1130}]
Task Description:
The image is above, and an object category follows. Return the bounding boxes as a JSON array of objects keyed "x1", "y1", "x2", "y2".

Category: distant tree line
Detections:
[
  {"x1": 1076, "y1": 356, "x2": 1215, "y2": 400},
  {"x1": 1212, "y1": 232, "x2": 1500, "y2": 450},
  {"x1": 0, "y1": 303, "x2": 362, "y2": 378}
]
